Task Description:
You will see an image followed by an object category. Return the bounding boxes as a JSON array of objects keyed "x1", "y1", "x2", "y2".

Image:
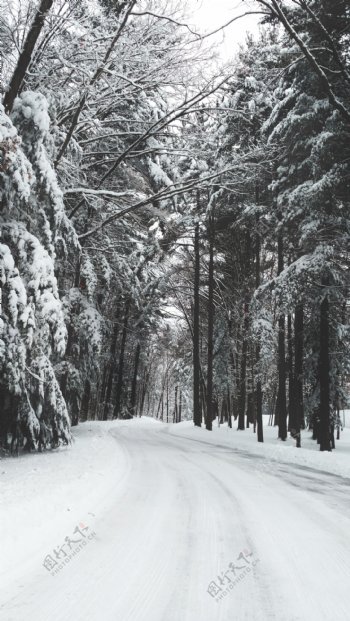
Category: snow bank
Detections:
[
  {"x1": 0, "y1": 421, "x2": 129, "y2": 595},
  {"x1": 168, "y1": 411, "x2": 350, "y2": 479}
]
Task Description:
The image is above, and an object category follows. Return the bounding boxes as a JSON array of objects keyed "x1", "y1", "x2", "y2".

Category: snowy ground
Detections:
[{"x1": 1, "y1": 414, "x2": 350, "y2": 621}]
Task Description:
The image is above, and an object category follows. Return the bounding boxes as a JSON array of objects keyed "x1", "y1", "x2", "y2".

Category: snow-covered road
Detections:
[{"x1": 2, "y1": 418, "x2": 350, "y2": 621}]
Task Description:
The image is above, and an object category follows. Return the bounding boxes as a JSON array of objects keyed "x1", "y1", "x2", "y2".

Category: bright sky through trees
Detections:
[{"x1": 189, "y1": 0, "x2": 260, "y2": 59}]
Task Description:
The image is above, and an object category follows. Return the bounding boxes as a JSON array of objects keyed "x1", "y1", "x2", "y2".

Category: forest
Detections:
[{"x1": 0, "y1": 0, "x2": 349, "y2": 454}]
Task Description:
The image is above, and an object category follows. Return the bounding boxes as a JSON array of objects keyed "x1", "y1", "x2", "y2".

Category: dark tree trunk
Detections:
[
  {"x1": 256, "y1": 378, "x2": 263, "y2": 442},
  {"x1": 193, "y1": 193, "x2": 201, "y2": 427},
  {"x1": 129, "y1": 342, "x2": 141, "y2": 417},
  {"x1": 294, "y1": 304, "x2": 304, "y2": 447},
  {"x1": 200, "y1": 379, "x2": 207, "y2": 423},
  {"x1": 287, "y1": 313, "x2": 294, "y2": 432},
  {"x1": 113, "y1": 299, "x2": 130, "y2": 419},
  {"x1": 174, "y1": 386, "x2": 178, "y2": 423},
  {"x1": 255, "y1": 231, "x2": 264, "y2": 442},
  {"x1": 227, "y1": 312, "x2": 236, "y2": 426},
  {"x1": 227, "y1": 389, "x2": 232, "y2": 428},
  {"x1": 237, "y1": 299, "x2": 248, "y2": 430},
  {"x1": 166, "y1": 373, "x2": 169, "y2": 423},
  {"x1": 238, "y1": 231, "x2": 251, "y2": 430},
  {"x1": 139, "y1": 361, "x2": 152, "y2": 418},
  {"x1": 206, "y1": 215, "x2": 215, "y2": 431},
  {"x1": 276, "y1": 232, "x2": 287, "y2": 440},
  {"x1": 277, "y1": 315, "x2": 288, "y2": 440},
  {"x1": 3, "y1": 0, "x2": 54, "y2": 113},
  {"x1": 319, "y1": 292, "x2": 332, "y2": 451},
  {"x1": 247, "y1": 390, "x2": 255, "y2": 428}
]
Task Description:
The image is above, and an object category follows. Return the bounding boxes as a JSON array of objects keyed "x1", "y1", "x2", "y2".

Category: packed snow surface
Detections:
[{"x1": 1, "y1": 415, "x2": 350, "y2": 621}]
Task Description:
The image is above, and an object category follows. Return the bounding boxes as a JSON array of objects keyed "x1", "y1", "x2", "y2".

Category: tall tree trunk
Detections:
[
  {"x1": 139, "y1": 361, "x2": 152, "y2": 418},
  {"x1": 3, "y1": 0, "x2": 54, "y2": 113},
  {"x1": 294, "y1": 304, "x2": 304, "y2": 447},
  {"x1": 129, "y1": 342, "x2": 141, "y2": 418},
  {"x1": 247, "y1": 389, "x2": 255, "y2": 428},
  {"x1": 237, "y1": 299, "x2": 248, "y2": 430},
  {"x1": 227, "y1": 389, "x2": 233, "y2": 428},
  {"x1": 256, "y1": 375, "x2": 263, "y2": 442},
  {"x1": 276, "y1": 232, "x2": 287, "y2": 440},
  {"x1": 238, "y1": 231, "x2": 251, "y2": 430},
  {"x1": 166, "y1": 372, "x2": 169, "y2": 423},
  {"x1": 206, "y1": 215, "x2": 215, "y2": 431},
  {"x1": 113, "y1": 298, "x2": 130, "y2": 419},
  {"x1": 255, "y1": 231, "x2": 264, "y2": 442},
  {"x1": 319, "y1": 291, "x2": 332, "y2": 451},
  {"x1": 287, "y1": 313, "x2": 294, "y2": 433},
  {"x1": 193, "y1": 192, "x2": 201, "y2": 427},
  {"x1": 174, "y1": 386, "x2": 178, "y2": 423},
  {"x1": 277, "y1": 315, "x2": 288, "y2": 440}
]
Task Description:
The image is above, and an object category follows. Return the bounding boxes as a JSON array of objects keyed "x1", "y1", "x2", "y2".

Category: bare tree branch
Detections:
[
  {"x1": 77, "y1": 166, "x2": 239, "y2": 240},
  {"x1": 130, "y1": 11, "x2": 201, "y2": 38},
  {"x1": 188, "y1": 11, "x2": 269, "y2": 43},
  {"x1": 54, "y1": 1, "x2": 137, "y2": 167}
]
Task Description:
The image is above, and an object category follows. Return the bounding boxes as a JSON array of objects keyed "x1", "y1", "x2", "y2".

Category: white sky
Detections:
[{"x1": 188, "y1": 0, "x2": 261, "y2": 60}]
